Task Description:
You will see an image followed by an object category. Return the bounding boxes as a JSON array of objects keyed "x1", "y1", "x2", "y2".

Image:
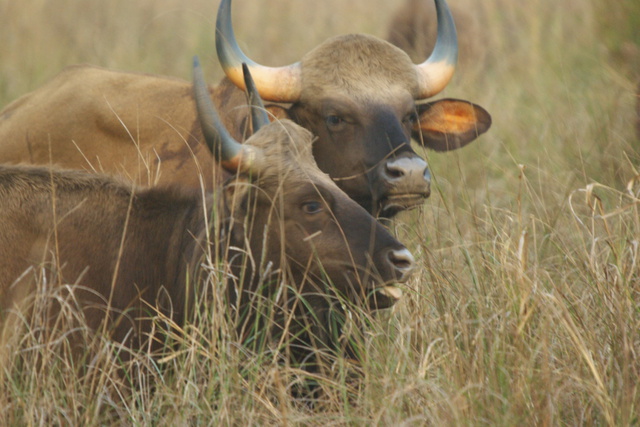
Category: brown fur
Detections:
[
  {"x1": 300, "y1": 34, "x2": 420, "y2": 101},
  {"x1": 0, "y1": 66, "x2": 246, "y2": 189},
  {"x1": 0, "y1": 118, "x2": 412, "y2": 368}
]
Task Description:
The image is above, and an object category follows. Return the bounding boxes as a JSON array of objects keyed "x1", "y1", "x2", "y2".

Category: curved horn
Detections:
[
  {"x1": 216, "y1": 0, "x2": 302, "y2": 103},
  {"x1": 415, "y1": 0, "x2": 458, "y2": 99},
  {"x1": 192, "y1": 56, "x2": 263, "y2": 173},
  {"x1": 242, "y1": 63, "x2": 270, "y2": 131}
]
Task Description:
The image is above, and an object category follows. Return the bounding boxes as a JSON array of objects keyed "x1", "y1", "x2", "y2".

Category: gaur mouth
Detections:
[
  {"x1": 379, "y1": 193, "x2": 428, "y2": 216},
  {"x1": 368, "y1": 285, "x2": 404, "y2": 310},
  {"x1": 342, "y1": 269, "x2": 407, "y2": 310}
]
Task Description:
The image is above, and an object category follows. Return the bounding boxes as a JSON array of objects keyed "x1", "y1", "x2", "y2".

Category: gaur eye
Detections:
[
  {"x1": 325, "y1": 114, "x2": 344, "y2": 127},
  {"x1": 403, "y1": 112, "x2": 418, "y2": 125},
  {"x1": 301, "y1": 200, "x2": 324, "y2": 215}
]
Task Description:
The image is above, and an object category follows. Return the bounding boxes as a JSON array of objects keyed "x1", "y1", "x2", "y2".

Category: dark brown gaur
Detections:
[
  {"x1": 0, "y1": 60, "x2": 414, "y2": 369},
  {"x1": 0, "y1": 0, "x2": 491, "y2": 217}
]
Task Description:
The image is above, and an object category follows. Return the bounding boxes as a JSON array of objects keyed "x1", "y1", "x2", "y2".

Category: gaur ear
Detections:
[
  {"x1": 265, "y1": 104, "x2": 292, "y2": 121},
  {"x1": 412, "y1": 99, "x2": 492, "y2": 151}
]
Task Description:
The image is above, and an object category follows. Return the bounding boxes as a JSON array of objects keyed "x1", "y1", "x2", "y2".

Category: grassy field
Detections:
[{"x1": 1, "y1": 0, "x2": 639, "y2": 425}]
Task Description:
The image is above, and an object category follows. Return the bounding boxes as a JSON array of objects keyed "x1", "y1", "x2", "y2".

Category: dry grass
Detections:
[{"x1": 1, "y1": 0, "x2": 639, "y2": 425}]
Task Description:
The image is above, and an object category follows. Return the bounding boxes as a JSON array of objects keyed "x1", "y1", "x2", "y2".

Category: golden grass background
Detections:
[{"x1": 1, "y1": 0, "x2": 639, "y2": 424}]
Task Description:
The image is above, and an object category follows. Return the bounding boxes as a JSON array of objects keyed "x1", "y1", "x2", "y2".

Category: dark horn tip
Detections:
[{"x1": 241, "y1": 62, "x2": 270, "y2": 130}]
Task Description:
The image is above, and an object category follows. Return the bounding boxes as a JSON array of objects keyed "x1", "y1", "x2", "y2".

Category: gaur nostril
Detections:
[
  {"x1": 384, "y1": 157, "x2": 429, "y2": 184},
  {"x1": 385, "y1": 164, "x2": 405, "y2": 179},
  {"x1": 423, "y1": 166, "x2": 431, "y2": 181},
  {"x1": 388, "y1": 248, "x2": 415, "y2": 274}
]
